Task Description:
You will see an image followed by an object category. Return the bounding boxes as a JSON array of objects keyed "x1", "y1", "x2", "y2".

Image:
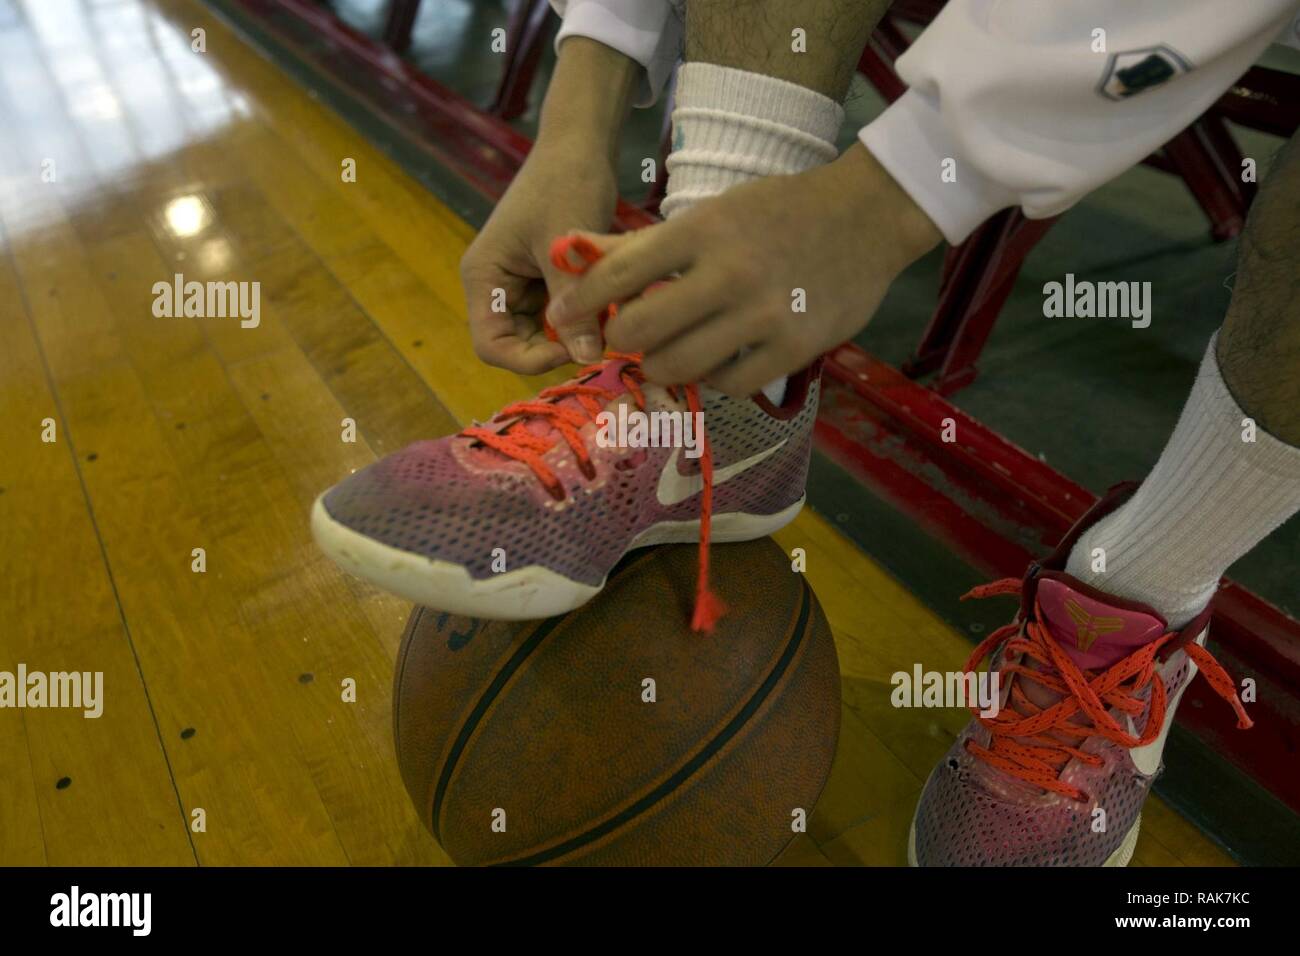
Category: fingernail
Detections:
[
  {"x1": 572, "y1": 335, "x2": 601, "y2": 363},
  {"x1": 547, "y1": 291, "x2": 572, "y2": 322}
]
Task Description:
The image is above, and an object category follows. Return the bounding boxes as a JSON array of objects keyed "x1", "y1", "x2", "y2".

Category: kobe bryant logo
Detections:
[{"x1": 1065, "y1": 598, "x2": 1125, "y2": 652}]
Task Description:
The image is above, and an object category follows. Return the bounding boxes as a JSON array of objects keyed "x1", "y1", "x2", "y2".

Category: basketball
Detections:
[{"x1": 393, "y1": 537, "x2": 841, "y2": 866}]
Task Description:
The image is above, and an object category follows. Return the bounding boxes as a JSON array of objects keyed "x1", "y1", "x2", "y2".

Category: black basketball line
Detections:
[
  {"x1": 430, "y1": 615, "x2": 557, "y2": 845},
  {"x1": 429, "y1": 549, "x2": 660, "y2": 845},
  {"x1": 392, "y1": 606, "x2": 426, "y2": 763},
  {"x1": 496, "y1": 577, "x2": 813, "y2": 867}
]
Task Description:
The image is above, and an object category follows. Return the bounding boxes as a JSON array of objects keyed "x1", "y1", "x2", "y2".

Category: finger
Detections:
[
  {"x1": 503, "y1": 285, "x2": 574, "y2": 373},
  {"x1": 639, "y1": 309, "x2": 767, "y2": 387},
  {"x1": 478, "y1": 315, "x2": 571, "y2": 375},
  {"x1": 546, "y1": 224, "x2": 691, "y2": 334},
  {"x1": 604, "y1": 269, "x2": 733, "y2": 355},
  {"x1": 541, "y1": 232, "x2": 635, "y2": 363},
  {"x1": 549, "y1": 231, "x2": 622, "y2": 275},
  {"x1": 473, "y1": 317, "x2": 571, "y2": 374},
  {"x1": 536, "y1": 238, "x2": 609, "y2": 364},
  {"x1": 705, "y1": 337, "x2": 817, "y2": 399},
  {"x1": 464, "y1": 266, "x2": 569, "y2": 374}
]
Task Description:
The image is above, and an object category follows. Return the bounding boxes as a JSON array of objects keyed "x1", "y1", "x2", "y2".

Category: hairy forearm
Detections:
[{"x1": 537, "y1": 37, "x2": 639, "y2": 164}]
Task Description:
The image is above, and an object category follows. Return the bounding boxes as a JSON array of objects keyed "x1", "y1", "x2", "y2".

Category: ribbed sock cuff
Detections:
[
  {"x1": 1066, "y1": 333, "x2": 1300, "y2": 627},
  {"x1": 661, "y1": 62, "x2": 844, "y2": 220}
]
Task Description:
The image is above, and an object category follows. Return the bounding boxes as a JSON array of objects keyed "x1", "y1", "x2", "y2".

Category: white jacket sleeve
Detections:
[
  {"x1": 549, "y1": 0, "x2": 682, "y2": 107},
  {"x1": 860, "y1": 0, "x2": 1300, "y2": 244}
]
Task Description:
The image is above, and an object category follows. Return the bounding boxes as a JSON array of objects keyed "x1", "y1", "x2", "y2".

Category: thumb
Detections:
[
  {"x1": 543, "y1": 231, "x2": 633, "y2": 364},
  {"x1": 538, "y1": 269, "x2": 602, "y2": 364}
]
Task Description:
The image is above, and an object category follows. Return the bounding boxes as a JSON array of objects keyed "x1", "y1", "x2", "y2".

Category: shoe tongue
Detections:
[
  {"x1": 465, "y1": 358, "x2": 638, "y2": 467},
  {"x1": 1035, "y1": 574, "x2": 1166, "y2": 670},
  {"x1": 1001, "y1": 574, "x2": 1167, "y2": 760},
  {"x1": 514, "y1": 358, "x2": 635, "y2": 440}
]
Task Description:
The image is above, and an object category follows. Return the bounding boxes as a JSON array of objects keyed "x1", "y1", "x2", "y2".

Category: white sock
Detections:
[
  {"x1": 1066, "y1": 333, "x2": 1300, "y2": 627},
  {"x1": 662, "y1": 63, "x2": 845, "y2": 406}
]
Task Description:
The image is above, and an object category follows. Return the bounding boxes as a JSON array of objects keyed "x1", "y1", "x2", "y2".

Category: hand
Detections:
[
  {"x1": 460, "y1": 143, "x2": 619, "y2": 374},
  {"x1": 545, "y1": 143, "x2": 944, "y2": 396},
  {"x1": 460, "y1": 37, "x2": 636, "y2": 374}
]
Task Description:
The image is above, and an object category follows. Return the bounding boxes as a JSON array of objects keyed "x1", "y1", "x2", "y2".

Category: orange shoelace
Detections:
[
  {"x1": 959, "y1": 578, "x2": 1252, "y2": 800},
  {"x1": 459, "y1": 235, "x2": 725, "y2": 632}
]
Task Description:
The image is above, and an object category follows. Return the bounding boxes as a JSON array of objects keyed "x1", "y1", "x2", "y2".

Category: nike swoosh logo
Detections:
[
  {"x1": 1128, "y1": 634, "x2": 1204, "y2": 775},
  {"x1": 656, "y1": 440, "x2": 787, "y2": 507}
]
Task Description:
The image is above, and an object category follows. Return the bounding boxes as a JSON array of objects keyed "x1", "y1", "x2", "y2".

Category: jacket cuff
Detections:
[
  {"x1": 554, "y1": 0, "x2": 677, "y2": 107},
  {"x1": 858, "y1": 89, "x2": 1022, "y2": 245}
]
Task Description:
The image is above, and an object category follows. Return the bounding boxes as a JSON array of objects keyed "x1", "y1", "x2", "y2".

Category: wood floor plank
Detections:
[
  {"x1": 82, "y1": 223, "x2": 440, "y2": 865},
  {"x1": 0, "y1": 61, "x2": 200, "y2": 866},
  {"x1": 1139, "y1": 796, "x2": 1235, "y2": 867},
  {"x1": 770, "y1": 833, "x2": 835, "y2": 867},
  {"x1": 0, "y1": 234, "x2": 195, "y2": 865},
  {"x1": 2, "y1": 2, "x2": 445, "y2": 865},
  {"x1": 818, "y1": 789, "x2": 919, "y2": 867},
  {"x1": 199, "y1": 174, "x2": 461, "y2": 453},
  {"x1": 0, "y1": 72, "x2": 355, "y2": 859},
  {"x1": 226, "y1": 117, "x2": 543, "y2": 424},
  {"x1": 2, "y1": 212, "x2": 351, "y2": 865}
]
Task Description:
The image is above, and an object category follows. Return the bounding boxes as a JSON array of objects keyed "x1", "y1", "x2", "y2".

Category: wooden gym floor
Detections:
[{"x1": 0, "y1": 0, "x2": 1231, "y2": 866}]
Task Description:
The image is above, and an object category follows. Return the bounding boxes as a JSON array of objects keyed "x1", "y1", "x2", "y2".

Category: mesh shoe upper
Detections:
[
  {"x1": 913, "y1": 637, "x2": 1196, "y2": 866},
  {"x1": 912, "y1": 485, "x2": 1252, "y2": 867},
  {"x1": 320, "y1": 360, "x2": 817, "y2": 587}
]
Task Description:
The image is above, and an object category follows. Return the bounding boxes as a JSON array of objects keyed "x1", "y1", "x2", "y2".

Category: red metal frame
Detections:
[
  {"x1": 1217, "y1": 65, "x2": 1300, "y2": 138},
  {"x1": 902, "y1": 209, "x2": 1059, "y2": 393},
  {"x1": 1161, "y1": 115, "x2": 1257, "y2": 242},
  {"x1": 382, "y1": 0, "x2": 420, "y2": 54},
  {"x1": 226, "y1": 0, "x2": 1300, "y2": 818},
  {"x1": 490, "y1": 0, "x2": 555, "y2": 120}
]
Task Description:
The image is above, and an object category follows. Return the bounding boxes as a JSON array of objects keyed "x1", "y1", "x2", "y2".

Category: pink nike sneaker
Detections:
[
  {"x1": 909, "y1": 485, "x2": 1253, "y2": 867},
  {"x1": 311, "y1": 357, "x2": 818, "y2": 627}
]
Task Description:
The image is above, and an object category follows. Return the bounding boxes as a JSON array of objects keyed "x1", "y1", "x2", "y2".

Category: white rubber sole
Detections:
[
  {"x1": 310, "y1": 493, "x2": 805, "y2": 620},
  {"x1": 906, "y1": 811, "x2": 1142, "y2": 867}
]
